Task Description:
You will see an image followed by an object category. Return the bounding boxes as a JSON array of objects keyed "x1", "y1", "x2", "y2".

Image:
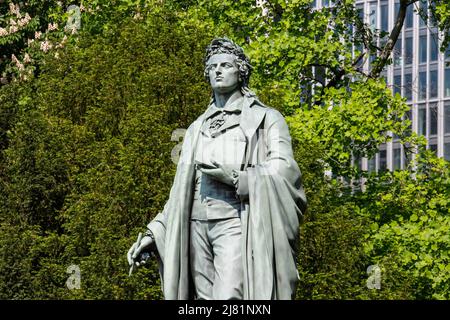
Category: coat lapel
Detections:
[{"x1": 240, "y1": 96, "x2": 267, "y2": 143}]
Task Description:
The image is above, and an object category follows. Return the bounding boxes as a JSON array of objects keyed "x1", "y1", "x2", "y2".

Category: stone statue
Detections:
[{"x1": 127, "y1": 38, "x2": 307, "y2": 300}]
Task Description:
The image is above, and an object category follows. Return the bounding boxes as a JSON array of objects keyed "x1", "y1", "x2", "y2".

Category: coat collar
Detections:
[
  {"x1": 203, "y1": 96, "x2": 244, "y2": 121},
  {"x1": 199, "y1": 95, "x2": 267, "y2": 141},
  {"x1": 239, "y1": 95, "x2": 267, "y2": 141}
]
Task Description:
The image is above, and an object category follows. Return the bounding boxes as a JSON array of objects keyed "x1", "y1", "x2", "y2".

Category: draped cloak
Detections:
[{"x1": 147, "y1": 95, "x2": 307, "y2": 300}]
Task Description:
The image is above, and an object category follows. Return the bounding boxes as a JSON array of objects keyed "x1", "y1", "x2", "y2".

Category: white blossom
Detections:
[
  {"x1": 23, "y1": 53, "x2": 32, "y2": 64},
  {"x1": 11, "y1": 54, "x2": 19, "y2": 64},
  {"x1": 40, "y1": 40, "x2": 52, "y2": 53},
  {"x1": 48, "y1": 22, "x2": 58, "y2": 31},
  {"x1": 9, "y1": 3, "x2": 20, "y2": 17},
  {"x1": 9, "y1": 25, "x2": 18, "y2": 34}
]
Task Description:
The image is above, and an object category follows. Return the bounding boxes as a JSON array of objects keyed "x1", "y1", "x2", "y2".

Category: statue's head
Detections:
[{"x1": 204, "y1": 38, "x2": 253, "y2": 96}]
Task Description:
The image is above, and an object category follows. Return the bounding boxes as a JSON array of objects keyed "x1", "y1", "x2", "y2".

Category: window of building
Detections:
[
  {"x1": 357, "y1": 4, "x2": 364, "y2": 20},
  {"x1": 354, "y1": 156, "x2": 362, "y2": 171},
  {"x1": 430, "y1": 34, "x2": 439, "y2": 61},
  {"x1": 445, "y1": 102, "x2": 450, "y2": 134},
  {"x1": 393, "y1": 74, "x2": 401, "y2": 96},
  {"x1": 404, "y1": 36, "x2": 413, "y2": 65},
  {"x1": 418, "y1": 107, "x2": 427, "y2": 136},
  {"x1": 445, "y1": 143, "x2": 450, "y2": 161},
  {"x1": 445, "y1": 68, "x2": 450, "y2": 97},
  {"x1": 419, "y1": 0, "x2": 428, "y2": 27},
  {"x1": 393, "y1": 147, "x2": 401, "y2": 170},
  {"x1": 419, "y1": 35, "x2": 427, "y2": 63},
  {"x1": 404, "y1": 73, "x2": 412, "y2": 101},
  {"x1": 380, "y1": 2, "x2": 389, "y2": 31},
  {"x1": 369, "y1": 2, "x2": 377, "y2": 30},
  {"x1": 430, "y1": 70, "x2": 438, "y2": 99},
  {"x1": 405, "y1": 4, "x2": 414, "y2": 28},
  {"x1": 368, "y1": 156, "x2": 376, "y2": 173},
  {"x1": 419, "y1": 71, "x2": 427, "y2": 100},
  {"x1": 379, "y1": 150, "x2": 387, "y2": 172},
  {"x1": 430, "y1": 104, "x2": 438, "y2": 136},
  {"x1": 394, "y1": 37, "x2": 402, "y2": 67}
]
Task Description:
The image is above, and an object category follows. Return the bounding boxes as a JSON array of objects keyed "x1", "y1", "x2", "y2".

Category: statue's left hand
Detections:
[{"x1": 198, "y1": 160, "x2": 235, "y2": 186}]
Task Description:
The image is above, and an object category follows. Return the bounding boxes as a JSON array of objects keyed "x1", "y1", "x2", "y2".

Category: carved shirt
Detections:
[{"x1": 191, "y1": 97, "x2": 246, "y2": 220}]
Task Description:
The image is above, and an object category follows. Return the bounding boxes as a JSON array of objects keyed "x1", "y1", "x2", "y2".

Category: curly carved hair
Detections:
[{"x1": 204, "y1": 38, "x2": 254, "y2": 95}]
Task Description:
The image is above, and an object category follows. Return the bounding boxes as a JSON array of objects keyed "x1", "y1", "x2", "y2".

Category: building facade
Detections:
[{"x1": 315, "y1": 0, "x2": 450, "y2": 172}]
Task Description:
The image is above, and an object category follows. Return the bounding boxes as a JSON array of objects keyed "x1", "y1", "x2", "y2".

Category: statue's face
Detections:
[{"x1": 206, "y1": 53, "x2": 240, "y2": 94}]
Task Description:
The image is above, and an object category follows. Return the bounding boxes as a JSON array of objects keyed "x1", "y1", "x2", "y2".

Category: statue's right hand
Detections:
[{"x1": 127, "y1": 235, "x2": 154, "y2": 266}]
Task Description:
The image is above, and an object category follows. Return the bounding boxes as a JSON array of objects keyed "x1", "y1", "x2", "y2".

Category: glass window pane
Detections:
[
  {"x1": 418, "y1": 108, "x2": 427, "y2": 136},
  {"x1": 404, "y1": 73, "x2": 412, "y2": 101},
  {"x1": 419, "y1": 0, "x2": 428, "y2": 26},
  {"x1": 445, "y1": 68, "x2": 450, "y2": 97},
  {"x1": 369, "y1": 3, "x2": 377, "y2": 30},
  {"x1": 419, "y1": 35, "x2": 427, "y2": 63},
  {"x1": 445, "y1": 103, "x2": 450, "y2": 134},
  {"x1": 405, "y1": 5, "x2": 414, "y2": 28},
  {"x1": 430, "y1": 105, "x2": 438, "y2": 136},
  {"x1": 394, "y1": 75, "x2": 401, "y2": 96},
  {"x1": 405, "y1": 37, "x2": 413, "y2": 65},
  {"x1": 394, "y1": 38, "x2": 402, "y2": 66},
  {"x1": 393, "y1": 148, "x2": 401, "y2": 170},
  {"x1": 419, "y1": 71, "x2": 427, "y2": 100},
  {"x1": 430, "y1": 34, "x2": 438, "y2": 61},
  {"x1": 445, "y1": 143, "x2": 450, "y2": 161},
  {"x1": 379, "y1": 150, "x2": 387, "y2": 172},
  {"x1": 368, "y1": 157, "x2": 376, "y2": 173},
  {"x1": 430, "y1": 70, "x2": 438, "y2": 99},
  {"x1": 380, "y1": 4, "x2": 389, "y2": 31}
]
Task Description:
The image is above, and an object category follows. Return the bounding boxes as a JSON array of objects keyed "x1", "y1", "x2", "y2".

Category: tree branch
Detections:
[{"x1": 370, "y1": 0, "x2": 418, "y2": 78}]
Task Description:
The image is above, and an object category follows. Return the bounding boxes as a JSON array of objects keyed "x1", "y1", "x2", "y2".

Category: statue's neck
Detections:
[{"x1": 213, "y1": 89, "x2": 243, "y2": 109}]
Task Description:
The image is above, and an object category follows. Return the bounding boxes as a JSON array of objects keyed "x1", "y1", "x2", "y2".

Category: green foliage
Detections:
[
  {"x1": 0, "y1": 5, "x2": 211, "y2": 299},
  {"x1": 358, "y1": 152, "x2": 450, "y2": 299}
]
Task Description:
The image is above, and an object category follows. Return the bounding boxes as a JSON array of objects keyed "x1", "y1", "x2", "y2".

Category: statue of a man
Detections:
[{"x1": 127, "y1": 38, "x2": 307, "y2": 300}]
